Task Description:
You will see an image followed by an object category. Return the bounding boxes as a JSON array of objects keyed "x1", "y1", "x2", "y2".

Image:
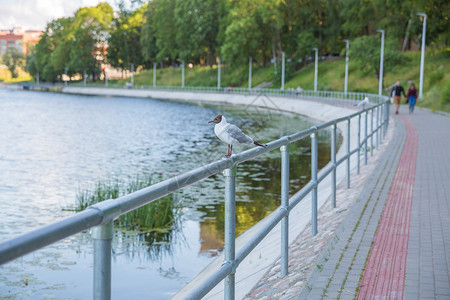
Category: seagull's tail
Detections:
[{"x1": 254, "y1": 141, "x2": 267, "y2": 148}]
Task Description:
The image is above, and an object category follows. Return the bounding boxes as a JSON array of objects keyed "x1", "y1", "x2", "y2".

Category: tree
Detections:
[
  {"x1": 140, "y1": 2, "x2": 159, "y2": 63},
  {"x1": 174, "y1": 0, "x2": 227, "y2": 67},
  {"x1": 69, "y1": 3, "x2": 114, "y2": 79},
  {"x1": 2, "y1": 49, "x2": 24, "y2": 78},
  {"x1": 152, "y1": 0, "x2": 178, "y2": 65},
  {"x1": 108, "y1": 4, "x2": 146, "y2": 70},
  {"x1": 349, "y1": 35, "x2": 406, "y2": 89},
  {"x1": 221, "y1": 0, "x2": 284, "y2": 67}
]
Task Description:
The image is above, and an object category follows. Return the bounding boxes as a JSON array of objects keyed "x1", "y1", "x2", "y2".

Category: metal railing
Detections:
[
  {"x1": 0, "y1": 89, "x2": 390, "y2": 300},
  {"x1": 18, "y1": 81, "x2": 382, "y2": 106}
]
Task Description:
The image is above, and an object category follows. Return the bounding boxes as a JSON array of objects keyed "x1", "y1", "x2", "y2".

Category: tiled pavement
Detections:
[
  {"x1": 404, "y1": 110, "x2": 450, "y2": 299},
  {"x1": 297, "y1": 108, "x2": 450, "y2": 299}
]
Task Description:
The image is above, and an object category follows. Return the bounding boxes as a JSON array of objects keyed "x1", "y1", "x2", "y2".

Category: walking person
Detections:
[
  {"x1": 391, "y1": 80, "x2": 406, "y2": 114},
  {"x1": 406, "y1": 83, "x2": 418, "y2": 113}
]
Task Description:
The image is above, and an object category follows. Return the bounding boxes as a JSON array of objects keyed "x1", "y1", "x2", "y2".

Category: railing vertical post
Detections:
[
  {"x1": 223, "y1": 166, "x2": 237, "y2": 300},
  {"x1": 384, "y1": 101, "x2": 389, "y2": 136},
  {"x1": 331, "y1": 124, "x2": 337, "y2": 208},
  {"x1": 280, "y1": 145, "x2": 289, "y2": 277},
  {"x1": 364, "y1": 111, "x2": 368, "y2": 165},
  {"x1": 379, "y1": 104, "x2": 383, "y2": 143},
  {"x1": 357, "y1": 114, "x2": 361, "y2": 175},
  {"x1": 370, "y1": 109, "x2": 374, "y2": 157},
  {"x1": 93, "y1": 221, "x2": 113, "y2": 300},
  {"x1": 346, "y1": 118, "x2": 351, "y2": 189},
  {"x1": 375, "y1": 106, "x2": 379, "y2": 149},
  {"x1": 311, "y1": 133, "x2": 318, "y2": 236}
]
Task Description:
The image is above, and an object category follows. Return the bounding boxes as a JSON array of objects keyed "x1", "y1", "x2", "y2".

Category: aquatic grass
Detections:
[{"x1": 75, "y1": 174, "x2": 180, "y2": 233}]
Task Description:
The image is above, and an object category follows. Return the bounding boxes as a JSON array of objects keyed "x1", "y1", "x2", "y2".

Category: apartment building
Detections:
[{"x1": 0, "y1": 27, "x2": 42, "y2": 57}]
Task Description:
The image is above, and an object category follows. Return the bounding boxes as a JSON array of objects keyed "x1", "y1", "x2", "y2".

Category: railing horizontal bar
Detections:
[
  {"x1": 337, "y1": 156, "x2": 347, "y2": 166},
  {"x1": 0, "y1": 209, "x2": 102, "y2": 265},
  {"x1": 186, "y1": 262, "x2": 233, "y2": 299},
  {"x1": 350, "y1": 148, "x2": 359, "y2": 156},
  {"x1": 235, "y1": 208, "x2": 288, "y2": 266},
  {"x1": 288, "y1": 181, "x2": 315, "y2": 211},
  {"x1": 317, "y1": 164, "x2": 335, "y2": 184}
]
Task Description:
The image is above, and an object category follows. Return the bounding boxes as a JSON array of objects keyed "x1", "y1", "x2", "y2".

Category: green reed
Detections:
[{"x1": 75, "y1": 174, "x2": 179, "y2": 233}]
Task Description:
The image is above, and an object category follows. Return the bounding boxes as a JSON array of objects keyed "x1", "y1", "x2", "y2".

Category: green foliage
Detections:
[
  {"x1": 1, "y1": 49, "x2": 24, "y2": 78},
  {"x1": 441, "y1": 85, "x2": 450, "y2": 104},
  {"x1": 108, "y1": 4, "x2": 146, "y2": 70},
  {"x1": 24, "y1": 0, "x2": 449, "y2": 85},
  {"x1": 349, "y1": 35, "x2": 406, "y2": 86},
  {"x1": 75, "y1": 174, "x2": 179, "y2": 232},
  {"x1": 27, "y1": 3, "x2": 113, "y2": 82}
]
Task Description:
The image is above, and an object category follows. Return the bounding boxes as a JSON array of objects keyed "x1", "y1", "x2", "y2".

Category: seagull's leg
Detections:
[
  {"x1": 225, "y1": 144, "x2": 231, "y2": 157},
  {"x1": 230, "y1": 145, "x2": 233, "y2": 155}
]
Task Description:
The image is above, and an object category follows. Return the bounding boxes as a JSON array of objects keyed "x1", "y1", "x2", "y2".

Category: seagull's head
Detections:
[{"x1": 208, "y1": 114, "x2": 225, "y2": 124}]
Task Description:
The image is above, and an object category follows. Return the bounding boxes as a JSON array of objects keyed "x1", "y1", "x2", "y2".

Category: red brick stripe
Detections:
[{"x1": 357, "y1": 115, "x2": 418, "y2": 299}]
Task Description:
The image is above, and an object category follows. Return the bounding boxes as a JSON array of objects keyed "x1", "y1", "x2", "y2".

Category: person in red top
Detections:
[{"x1": 406, "y1": 83, "x2": 418, "y2": 113}]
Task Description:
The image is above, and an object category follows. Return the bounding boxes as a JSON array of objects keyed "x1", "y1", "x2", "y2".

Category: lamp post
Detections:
[
  {"x1": 281, "y1": 52, "x2": 285, "y2": 90},
  {"x1": 181, "y1": 61, "x2": 185, "y2": 88},
  {"x1": 130, "y1": 63, "x2": 134, "y2": 86},
  {"x1": 343, "y1": 39, "x2": 349, "y2": 95},
  {"x1": 217, "y1": 58, "x2": 221, "y2": 89},
  {"x1": 153, "y1": 62, "x2": 156, "y2": 87},
  {"x1": 248, "y1": 57, "x2": 252, "y2": 90},
  {"x1": 313, "y1": 48, "x2": 318, "y2": 92},
  {"x1": 417, "y1": 13, "x2": 427, "y2": 99},
  {"x1": 376, "y1": 30, "x2": 385, "y2": 96},
  {"x1": 64, "y1": 67, "x2": 68, "y2": 86}
]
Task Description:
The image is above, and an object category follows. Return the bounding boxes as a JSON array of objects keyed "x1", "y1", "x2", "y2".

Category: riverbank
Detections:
[{"x1": 59, "y1": 86, "x2": 388, "y2": 299}]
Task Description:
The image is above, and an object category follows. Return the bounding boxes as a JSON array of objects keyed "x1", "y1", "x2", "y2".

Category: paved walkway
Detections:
[{"x1": 295, "y1": 108, "x2": 450, "y2": 299}]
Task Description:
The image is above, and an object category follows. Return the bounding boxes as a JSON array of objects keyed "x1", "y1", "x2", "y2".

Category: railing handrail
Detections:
[
  {"x1": 0, "y1": 87, "x2": 390, "y2": 300},
  {"x1": 16, "y1": 81, "x2": 387, "y2": 104}
]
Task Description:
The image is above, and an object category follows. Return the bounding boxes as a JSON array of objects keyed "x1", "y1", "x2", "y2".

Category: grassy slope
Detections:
[
  {"x1": 0, "y1": 66, "x2": 32, "y2": 83},
  {"x1": 112, "y1": 50, "x2": 449, "y2": 112},
  {"x1": 2, "y1": 50, "x2": 448, "y2": 112}
]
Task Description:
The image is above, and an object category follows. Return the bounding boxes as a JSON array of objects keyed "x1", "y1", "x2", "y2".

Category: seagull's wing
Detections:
[{"x1": 226, "y1": 124, "x2": 253, "y2": 144}]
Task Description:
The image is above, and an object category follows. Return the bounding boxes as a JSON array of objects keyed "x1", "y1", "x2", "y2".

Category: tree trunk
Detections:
[
  {"x1": 272, "y1": 41, "x2": 277, "y2": 74},
  {"x1": 402, "y1": 19, "x2": 412, "y2": 52},
  {"x1": 208, "y1": 45, "x2": 214, "y2": 68}
]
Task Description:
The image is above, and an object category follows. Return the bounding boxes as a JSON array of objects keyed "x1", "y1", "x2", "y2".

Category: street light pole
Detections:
[
  {"x1": 64, "y1": 67, "x2": 68, "y2": 86},
  {"x1": 343, "y1": 39, "x2": 349, "y2": 95},
  {"x1": 130, "y1": 63, "x2": 134, "y2": 86},
  {"x1": 153, "y1": 62, "x2": 156, "y2": 88},
  {"x1": 217, "y1": 58, "x2": 221, "y2": 89},
  {"x1": 248, "y1": 57, "x2": 252, "y2": 90},
  {"x1": 376, "y1": 30, "x2": 385, "y2": 96},
  {"x1": 281, "y1": 52, "x2": 285, "y2": 90},
  {"x1": 313, "y1": 48, "x2": 318, "y2": 92},
  {"x1": 181, "y1": 61, "x2": 185, "y2": 88},
  {"x1": 417, "y1": 13, "x2": 427, "y2": 99}
]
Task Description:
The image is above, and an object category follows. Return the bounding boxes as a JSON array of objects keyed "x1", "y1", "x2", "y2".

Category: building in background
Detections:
[{"x1": 0, "y1": 27, "x2": 42, "y2": 57}]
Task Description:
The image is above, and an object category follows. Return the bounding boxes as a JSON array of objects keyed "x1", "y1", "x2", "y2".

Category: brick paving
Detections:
[
  {"x1": 246, "y1": 108, "x2": 450, "y2": 300},
  {"x1": 404, "y1": 109, "x2": 450, "y2": 300},
  {"x1": 244, "y1": 112, "x2": 398, "y2": 300},
  {"x1": 357, "y1": 114, "x2": 417, "y2": 299}
]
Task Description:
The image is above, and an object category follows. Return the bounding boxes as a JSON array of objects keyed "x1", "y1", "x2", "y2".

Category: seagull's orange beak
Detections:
[{"x1": 208, "y1": 120, "x2": 214, "y2": 123}]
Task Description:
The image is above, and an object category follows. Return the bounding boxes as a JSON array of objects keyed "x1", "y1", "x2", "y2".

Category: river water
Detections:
[{"x1": 0, "y1": 89, "x2": 332, "y2": 299}]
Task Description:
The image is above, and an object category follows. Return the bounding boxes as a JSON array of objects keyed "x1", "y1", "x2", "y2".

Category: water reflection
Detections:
[{"x1": 0, "y1": 89, "x2": 338, "y2": 299}]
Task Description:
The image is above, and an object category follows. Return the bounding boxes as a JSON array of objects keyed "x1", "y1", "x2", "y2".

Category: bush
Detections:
[{"x1": 441, "y1": 85, "x2": 450, "y2": 104}]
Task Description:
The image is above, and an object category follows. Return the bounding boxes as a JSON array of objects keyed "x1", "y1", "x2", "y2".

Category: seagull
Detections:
[
  {"x1": 208, "y1": 114, "x2": 267, "y2": 157},
  {"x1": 355, "y1": 97, "x2": 369, "y2": 109}
]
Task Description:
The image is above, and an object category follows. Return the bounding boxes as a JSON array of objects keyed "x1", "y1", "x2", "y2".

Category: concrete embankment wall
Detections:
[{"x1": 61, "y1": 86, "x2": 367, "y2": 299}]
